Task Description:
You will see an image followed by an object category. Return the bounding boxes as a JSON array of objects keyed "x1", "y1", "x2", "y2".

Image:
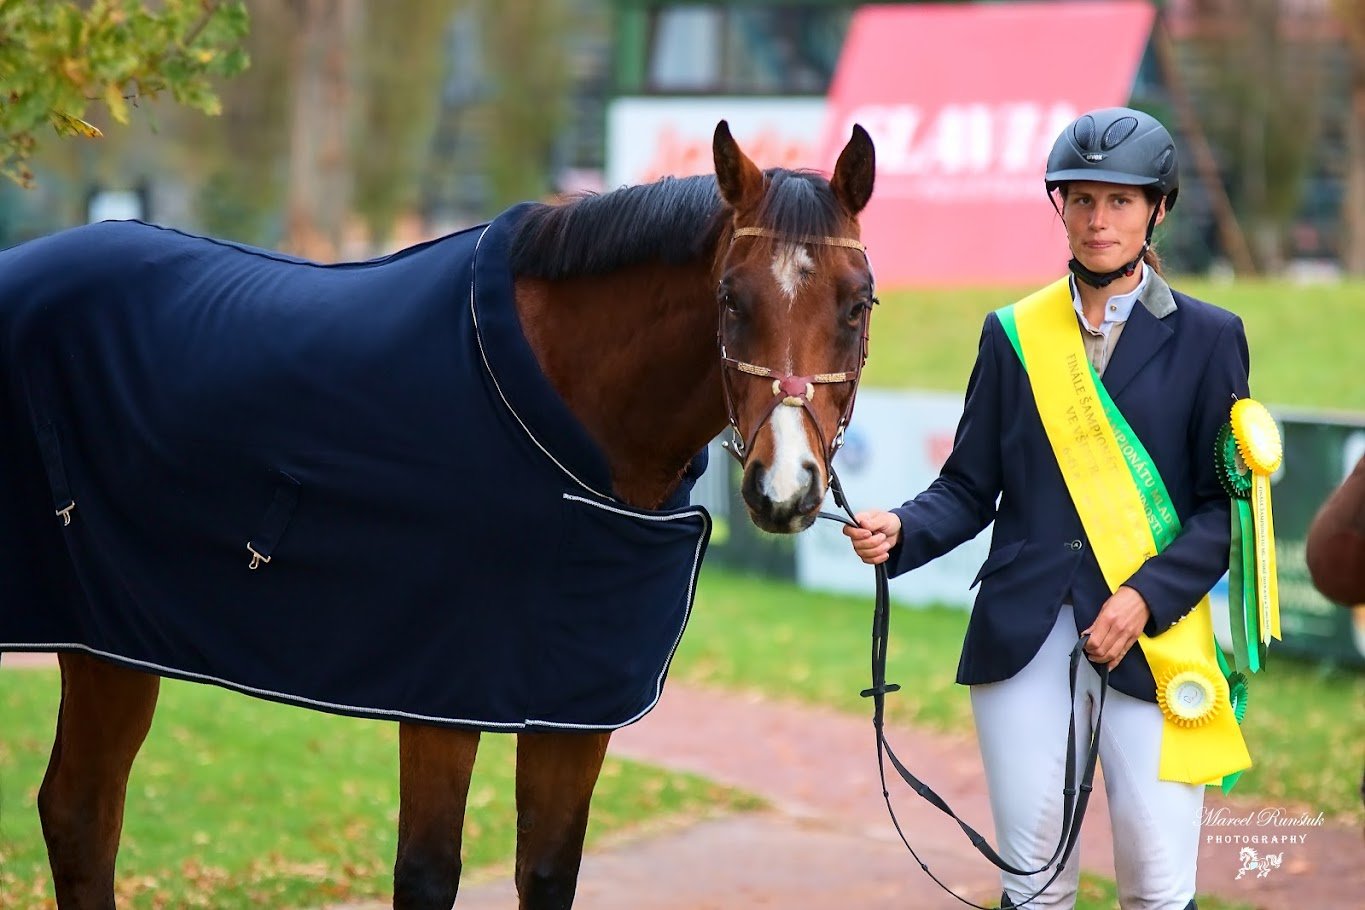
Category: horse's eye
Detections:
[
  {"x1": 719, "y1": 287, "x2": 742, "y2": 315},
  {"x1": 843, "y1": 297, "x2": 872, "y2": 326}
]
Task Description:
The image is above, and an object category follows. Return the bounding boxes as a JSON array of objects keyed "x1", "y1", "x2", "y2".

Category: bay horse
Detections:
[{"x1": 0, "y1": 120, "x2": 876, "y2": 908}]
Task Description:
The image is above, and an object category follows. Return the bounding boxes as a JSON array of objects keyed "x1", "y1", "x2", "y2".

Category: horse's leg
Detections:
[
  {"x1": 393, "y1": 723, "x2": 481, "y2": 909},
  {"x1": 513, "y1": 731, "x2": 611, "y2": 910},
  {"x1": 38, "y1": 652, "x2": 160, "y2": 909}
]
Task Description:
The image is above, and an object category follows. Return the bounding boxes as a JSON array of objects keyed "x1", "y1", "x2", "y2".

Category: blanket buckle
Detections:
[
  {"x1": 55, "y1": 500, "x2": 76, "y2": 526},
  {"x1": 247, "y1": 543, "x2": 272, "y2": 570}
]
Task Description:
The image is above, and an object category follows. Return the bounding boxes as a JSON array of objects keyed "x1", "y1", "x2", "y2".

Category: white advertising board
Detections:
[
  {"x1": 796, "y1": 389, "x2": 991, "y2": 608},
  {"x1": 605, "y1": 97, "x2": 828, "y2": 190}
]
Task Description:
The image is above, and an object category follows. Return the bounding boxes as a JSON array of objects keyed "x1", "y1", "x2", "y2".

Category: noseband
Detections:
[{"x1": 718, "y1": 226, "x2": 876, "y2": 471}]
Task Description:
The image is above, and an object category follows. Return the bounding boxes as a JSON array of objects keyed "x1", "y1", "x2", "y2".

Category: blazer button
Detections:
[{"x1": 1067, "y1": 539, "x2": 1084, "y2": 551}]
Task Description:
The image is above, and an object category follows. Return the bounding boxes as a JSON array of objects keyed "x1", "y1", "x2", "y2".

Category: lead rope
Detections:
[{"x1": 817, "y1": 467, "x2": 1108, "y2": 909}]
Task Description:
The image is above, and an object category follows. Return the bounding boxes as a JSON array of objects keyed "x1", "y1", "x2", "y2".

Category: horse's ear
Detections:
[
  {"x1": 831, "y1": 123, "x2": 875, "y2": 216},
  {"x1": 713, "y1": 120, "x2": 764, "y2": 211}
]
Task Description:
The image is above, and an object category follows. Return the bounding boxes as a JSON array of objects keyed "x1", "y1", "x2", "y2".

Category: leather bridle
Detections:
[{"x1": 717, "y1": 226, "x2": 876, "y2": 472}]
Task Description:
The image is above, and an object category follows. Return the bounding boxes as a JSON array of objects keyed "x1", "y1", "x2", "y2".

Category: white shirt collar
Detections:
[{"x1": 1070, "y1": 263, "x2": 1150, "y2": 335}]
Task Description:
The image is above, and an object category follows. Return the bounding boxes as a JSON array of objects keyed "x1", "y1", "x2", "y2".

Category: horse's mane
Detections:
[{"x1": 507, "y1": 169, "x2": 847, "y2": 279}]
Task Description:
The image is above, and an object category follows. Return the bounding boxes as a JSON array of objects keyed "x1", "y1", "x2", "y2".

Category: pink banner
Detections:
[{"x1": 823, "y1": 1, "x2": 1156, "y2": 287}]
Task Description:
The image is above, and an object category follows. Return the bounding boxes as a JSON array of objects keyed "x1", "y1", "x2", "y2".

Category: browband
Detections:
[{"x1": 731, "y1": 226, "x2": 867, "y2": 252}]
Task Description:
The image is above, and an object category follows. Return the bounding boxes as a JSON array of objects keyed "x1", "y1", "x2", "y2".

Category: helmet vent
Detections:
[
  {"x1": 1073, "y1": 116, "x2": 1096, "y2": 149},
  {"x1": 1155, "y1": 146, "x2": 1176, "y2": 176},
  {"x1": 1101, "y1": 116, "x2": 1139, "y2": 150}
]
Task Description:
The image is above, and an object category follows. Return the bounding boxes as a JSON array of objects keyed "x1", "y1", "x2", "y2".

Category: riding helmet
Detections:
[{"x1": 1045, "y1": 107, "x2": 1179, "y2": 210}]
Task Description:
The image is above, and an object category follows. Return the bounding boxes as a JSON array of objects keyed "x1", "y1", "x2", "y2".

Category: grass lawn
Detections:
[
  {"x1": 865, "y1": 279, "x2": 1365, "y2": 413},
  {"x1": 0, "y1": 667, "x2": 759, "y2": 908}
]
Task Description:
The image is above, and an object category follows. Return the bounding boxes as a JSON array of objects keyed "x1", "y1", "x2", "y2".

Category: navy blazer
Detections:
[{"x1": 887, "y1": 274, "x2": 1250, "y2": 701}]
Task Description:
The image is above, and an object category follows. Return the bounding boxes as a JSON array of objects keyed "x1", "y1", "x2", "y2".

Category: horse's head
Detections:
[{"x1": 712, "y1": 120, "x2": 876, "y2": 533}]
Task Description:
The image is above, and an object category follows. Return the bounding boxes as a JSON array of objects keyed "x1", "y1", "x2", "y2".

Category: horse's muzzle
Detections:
[{"x1": 740, "y1": 460, "x2": 825, "y2": 534}]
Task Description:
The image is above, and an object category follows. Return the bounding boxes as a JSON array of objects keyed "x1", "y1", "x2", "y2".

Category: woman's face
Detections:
[{"x1": 1061, "y1": 181, "x2": 1166, "y2": 274}]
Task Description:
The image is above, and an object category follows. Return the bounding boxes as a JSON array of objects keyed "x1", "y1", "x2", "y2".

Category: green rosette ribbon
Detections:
[
  {"x1": 1218, "y1": 422, "x2": 1261, "y2": 673},
  {"x1": 1219, "y1": 669, "x2": 1250, "y2": 791}
]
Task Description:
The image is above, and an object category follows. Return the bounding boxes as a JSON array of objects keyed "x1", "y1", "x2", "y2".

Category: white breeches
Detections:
[{"x1": 969, "y1": 606, "x2": 1203, "y2": 910}]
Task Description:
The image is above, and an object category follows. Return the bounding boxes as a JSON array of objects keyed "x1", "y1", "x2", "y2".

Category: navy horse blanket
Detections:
[{"x1": 0, "y1": 205, "x2": 710, "y2": 731}]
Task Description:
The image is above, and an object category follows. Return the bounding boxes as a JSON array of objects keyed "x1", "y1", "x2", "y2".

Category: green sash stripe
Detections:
[{"x1": 999, "y1": 306, "x2": 1181, "y2": 548}]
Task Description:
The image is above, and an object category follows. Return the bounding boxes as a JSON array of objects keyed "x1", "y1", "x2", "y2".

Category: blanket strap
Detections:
[
  {"x1": 35, "y1": 422, "x2": 77, "y2": 526},
  {"x1": 247, "y1": 472, "x2": 301, "y2": 570}
]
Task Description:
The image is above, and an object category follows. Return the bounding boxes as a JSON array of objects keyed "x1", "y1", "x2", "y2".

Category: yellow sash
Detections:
[{"x1": 1008, "y1": 279, "x2": 1250, "y2": 785}]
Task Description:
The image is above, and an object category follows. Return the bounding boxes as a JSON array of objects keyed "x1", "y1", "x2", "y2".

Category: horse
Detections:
[{"x1": 0, "y1": 120, "x2": 876, "y2": 908}]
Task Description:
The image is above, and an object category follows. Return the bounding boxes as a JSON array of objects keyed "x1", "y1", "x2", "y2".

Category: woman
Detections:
[{"x1": 844, "y1": 107, "x2": 1250, "y2": 910}]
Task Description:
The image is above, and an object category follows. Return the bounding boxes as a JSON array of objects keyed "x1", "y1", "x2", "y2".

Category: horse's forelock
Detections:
[{"x1": 754, "y1": 169, "x2": 846, "y2": 239}]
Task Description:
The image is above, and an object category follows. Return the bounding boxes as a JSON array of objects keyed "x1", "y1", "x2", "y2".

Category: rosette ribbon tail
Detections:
[
  {"x1": 1229, "y1": 499, "x2": 1260, "y2": 672},
  {"x1": 1252, "y1": 472, "x2": 1281, "y2": 644}
]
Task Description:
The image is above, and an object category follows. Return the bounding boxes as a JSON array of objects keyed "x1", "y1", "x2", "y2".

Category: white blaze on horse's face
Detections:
[
  {"x1": 759, "y1": 243, "x2": 820, "y2": 518},
  {"x1": 760, "y1": 395, "x2": 820, "y2": 518},
  {"x1": 771, "y1": 242, "x2": 814, "y2": 303}
]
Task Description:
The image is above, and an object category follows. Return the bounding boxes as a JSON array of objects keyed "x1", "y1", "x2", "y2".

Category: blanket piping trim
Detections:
[
  {"x1": 468, "y1": 224, "x2": 611, "y2": 502},
  {"x1": 0, "y1": 636, "x2": 690, "y2": 732},
  {"x1": 0, "y1": 642, "x2": 527, "y2": 729},
  {"x1": 544, "y1": 493, "x2": 713, "y2": 729}
]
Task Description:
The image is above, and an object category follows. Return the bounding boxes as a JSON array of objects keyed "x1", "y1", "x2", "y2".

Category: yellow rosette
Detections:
[
  {"x1": 1155, "y1": 662, "x2": 1226, "y2": 727},
  {"x1": 1230, "y1": 399, "x2": 1281, "y2": 643}
]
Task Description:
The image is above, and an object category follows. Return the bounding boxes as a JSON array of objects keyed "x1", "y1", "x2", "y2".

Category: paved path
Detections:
[{"x1": 335, "y1": 685, "x2": 1360, "y2": 909}]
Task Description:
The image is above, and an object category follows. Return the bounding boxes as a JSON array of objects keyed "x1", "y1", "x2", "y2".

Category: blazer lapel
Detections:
[{"x1": 1102, "y1": 301, "x2": 1175, "y2": 400}]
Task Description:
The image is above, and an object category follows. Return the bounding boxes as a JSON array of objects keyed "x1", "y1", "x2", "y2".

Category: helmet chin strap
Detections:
[
  {"x1": 1068, "y1": 247, "x2": 1146, "y2": 289},
  {"x1": 1058, "y1": 193, "x2": 1164, "y2": 289}
]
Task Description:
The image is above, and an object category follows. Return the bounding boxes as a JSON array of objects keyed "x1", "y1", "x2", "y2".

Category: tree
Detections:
[
  {"x1": 481, "y1": 0, "x2": 572, "y2": 210},
  {"x1": 158, "y1": 0, "x2": 457, "y2": 252},
  {"x1": 0, "y1": 0, "x2": 250, "y2": 187},
  {"x1": 1334, "y1": 0, "x2": 1365, "y2": 275},
  {"x1": 281, "y1": 0, "x2": 357, "y2": 260},
  {"x1": 352, "y1": 0, "x2": 464, "y2": 245},
  {"x1": 1179, "y1": 0, "x2": 1331, "y2": 272}
]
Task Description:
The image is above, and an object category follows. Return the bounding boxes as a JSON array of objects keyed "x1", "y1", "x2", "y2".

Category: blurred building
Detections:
[{"x1": 598, "y1": 0, "x2": 1354, "y2": 278}]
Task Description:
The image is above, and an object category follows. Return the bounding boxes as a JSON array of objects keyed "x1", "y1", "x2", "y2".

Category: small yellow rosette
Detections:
[{"x1": 1155, "y1": 662, "x2": 1226, "y2": 727}]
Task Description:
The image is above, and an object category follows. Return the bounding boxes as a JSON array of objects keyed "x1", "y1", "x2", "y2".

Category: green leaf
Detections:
[
  {"x1": 48, "y1": 110, "x2": 103, "y2": 138},
  {"x1": 103, "y1": 81, "x2": 130, "y2": 124}
]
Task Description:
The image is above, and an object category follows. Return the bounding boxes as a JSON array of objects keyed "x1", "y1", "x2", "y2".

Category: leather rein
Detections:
[
  {"x1": 818, "y1": 470, "x2": 1108, "y2": 910},
  {"x1": 717, "y1": 226, "x2": 875, "y2": 469}
]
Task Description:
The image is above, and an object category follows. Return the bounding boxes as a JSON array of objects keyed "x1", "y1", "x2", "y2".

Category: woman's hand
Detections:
[
  {"x1": 1083, "y1": 585, "x2": 1151, "y2": 669},
  {"x1": 842, "y1": 510, "x2": 902, "y2": 565}
]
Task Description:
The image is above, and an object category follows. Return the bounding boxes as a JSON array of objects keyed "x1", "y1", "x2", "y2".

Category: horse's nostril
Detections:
[
  {"x1": 797, "y1": 464, "x2": 824, "y2": 513},
  {"x1": 741, "y1": 462, "x2": 766, "y2": 505}
]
